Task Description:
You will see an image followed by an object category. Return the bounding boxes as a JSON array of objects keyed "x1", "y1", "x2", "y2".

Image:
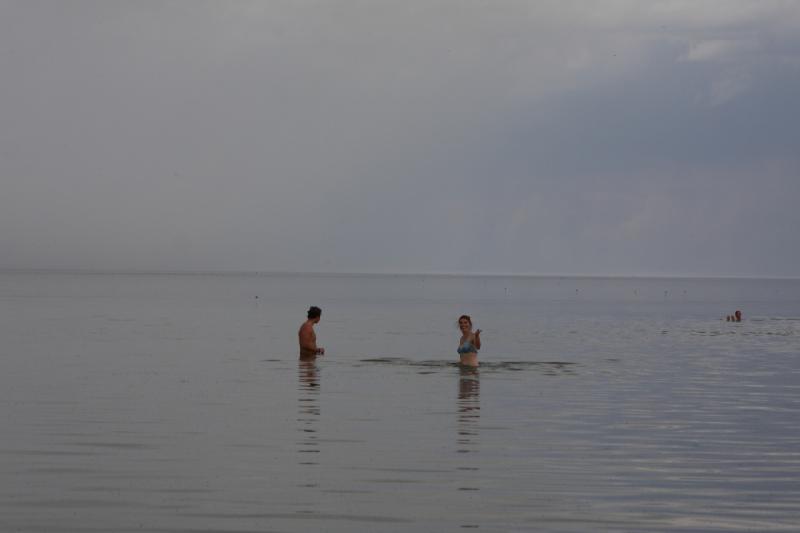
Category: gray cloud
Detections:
[{"x1": 1, "y1": 1, "x2": 798, "y2": 276}]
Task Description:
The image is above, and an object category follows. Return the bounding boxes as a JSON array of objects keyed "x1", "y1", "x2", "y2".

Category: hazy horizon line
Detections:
[{"x1": 1, "y1": 267, "x2": 798, "y2": 281}]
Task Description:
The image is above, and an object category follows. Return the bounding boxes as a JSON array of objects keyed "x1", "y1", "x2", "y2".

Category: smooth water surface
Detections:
[{"x1": 1, "y1": 272, "x2": 799, "y2": 532}]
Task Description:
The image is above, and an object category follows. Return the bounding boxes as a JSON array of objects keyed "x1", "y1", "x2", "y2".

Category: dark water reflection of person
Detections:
[
  {"x1": 297, "y1": 359, "x2": 321, "y2": 472},
  {"x1": 457, "y1": 367, "x2": 480, "y2": 454},
  {"x1": 456, "y1": 367, "x2": 481, "y2": 527}
]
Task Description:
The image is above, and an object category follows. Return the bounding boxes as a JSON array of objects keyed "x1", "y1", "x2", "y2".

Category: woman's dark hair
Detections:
[
  {"x1": 458, "y1": 314, "x2": 472, "y2": 326},
  {"x1": 307, "y1": 306, "x2": 322, "y2": 319}
]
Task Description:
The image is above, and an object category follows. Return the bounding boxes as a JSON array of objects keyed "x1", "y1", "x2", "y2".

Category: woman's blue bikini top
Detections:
[{"x1": 457, "y1": 339, "x2": 478, "y2": 354}]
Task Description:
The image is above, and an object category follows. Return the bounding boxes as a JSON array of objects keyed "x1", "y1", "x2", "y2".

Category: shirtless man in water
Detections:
[{"x1": 299, "y1": 306, "x2": 325, "y2": 359}]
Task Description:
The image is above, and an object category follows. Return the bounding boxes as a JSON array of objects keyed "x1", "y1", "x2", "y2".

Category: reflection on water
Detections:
[
  {"x1": 297, "y1": 360, "x2": 320, "y2": 473},
  {"x1": 456, "y1": 367, "x2": 481, "y2": 528},
  {"x1": 457, "y1": 367, "x2": 480, "y2": 456}
]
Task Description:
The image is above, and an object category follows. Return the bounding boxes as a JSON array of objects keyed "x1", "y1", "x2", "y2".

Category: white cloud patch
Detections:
[{"x1": 683, "y1": 38, "x2": 759, "y2": 62}]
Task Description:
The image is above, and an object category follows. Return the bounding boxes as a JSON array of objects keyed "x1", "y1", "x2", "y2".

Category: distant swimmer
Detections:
[
  {"x1": 457, "y1": 315, "x2": 481, "y2": 368},
  {"x1": 299, "y1": 306, "x2": 325, "y2": 360},
  {"x1": 726, "y1": 310, "x2": 742, "y2": 322}
]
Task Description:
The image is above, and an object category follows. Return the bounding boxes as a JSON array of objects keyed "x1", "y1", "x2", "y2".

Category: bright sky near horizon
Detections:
[{"x1": 1, "y1": 1, "x2": 799, "y2": 277}]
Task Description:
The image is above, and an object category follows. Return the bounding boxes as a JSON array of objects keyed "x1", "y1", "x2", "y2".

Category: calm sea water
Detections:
[{"x1": 1, "y1": 272, "x2": 799, "y2": 532}]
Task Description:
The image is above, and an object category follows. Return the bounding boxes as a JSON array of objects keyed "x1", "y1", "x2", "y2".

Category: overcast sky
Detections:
[{"x1": 1, "y1": 1, "x2": 798, "y2": 277}]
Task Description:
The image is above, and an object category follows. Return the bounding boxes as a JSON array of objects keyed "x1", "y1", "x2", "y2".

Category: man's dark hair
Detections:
[{"x1": 307, "y1": 306, "x2": 322, "y2": 319}]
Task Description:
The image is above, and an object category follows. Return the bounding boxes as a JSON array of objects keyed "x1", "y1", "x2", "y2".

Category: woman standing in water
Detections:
[{"x1": 457, "y1": 315, "x2": 481, "y2": 367}]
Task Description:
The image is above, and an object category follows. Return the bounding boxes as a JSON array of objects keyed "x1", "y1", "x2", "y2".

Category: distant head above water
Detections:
[
  {"x1": 307, "y1": 305, "x2": 322, "y2": 322},
  {"x1": 726, "y1": 309, "x2": 743, "y2": 322}
]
